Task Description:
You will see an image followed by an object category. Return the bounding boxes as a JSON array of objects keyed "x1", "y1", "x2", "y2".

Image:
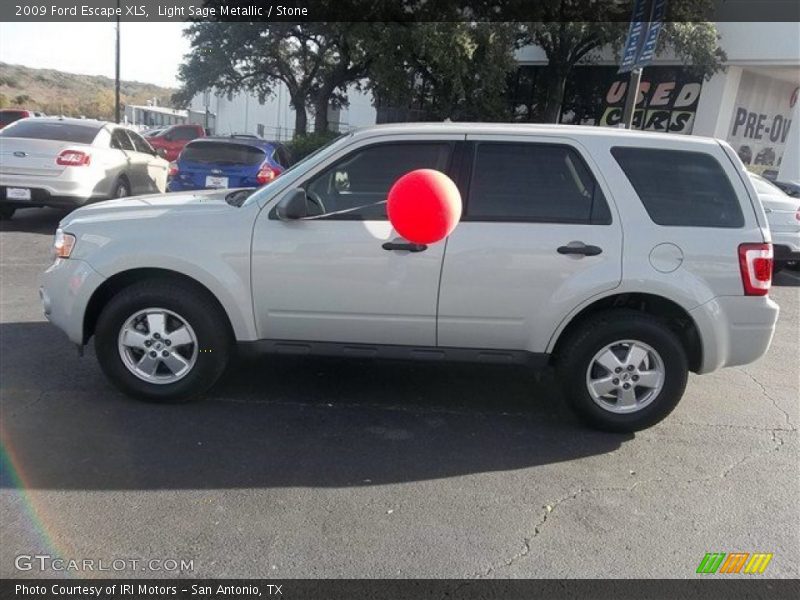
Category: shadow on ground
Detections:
[
  {"x1": 0, "y1": 207, "x2": 71, "y2": 235},
  {"x1": 0, "y1": 322, "x2": 630, "y2": 491}
]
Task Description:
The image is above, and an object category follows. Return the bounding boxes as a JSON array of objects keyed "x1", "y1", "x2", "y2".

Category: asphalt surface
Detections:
[{"x1": 1, "y1": 207, "x2": 798, "y2": 579}]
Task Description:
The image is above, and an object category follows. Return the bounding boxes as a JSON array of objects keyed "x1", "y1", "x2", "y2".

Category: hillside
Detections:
[{"x1": 0, "y1": 62, "x2": 177, "y2": 120}]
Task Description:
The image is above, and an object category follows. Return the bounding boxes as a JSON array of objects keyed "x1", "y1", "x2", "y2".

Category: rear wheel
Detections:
[
  {"x1": 95, "y1": 279, "x2": 231, "y2": 402},
  {"x1": 0, "y1": 206, "x2": 16, "y2": 220},
  {"x1": 557, "y1": 310, "x2": 688, "y2": 432},
  {"x1": 113, "y1": 178, "x2": 130, "y2": 199}
]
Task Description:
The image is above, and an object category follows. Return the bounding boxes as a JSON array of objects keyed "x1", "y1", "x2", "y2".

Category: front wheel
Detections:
[
  {"x1": 95, "y1": 279, "x2": 231, "y2": 402},
  {"x1": 557, "y1": 310, "x2": 688, "y2": 432}
]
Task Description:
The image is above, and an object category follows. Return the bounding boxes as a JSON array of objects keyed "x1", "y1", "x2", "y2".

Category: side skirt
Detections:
[{"x1": 237, "y1": 339, "x2": 549, "y2": 369}]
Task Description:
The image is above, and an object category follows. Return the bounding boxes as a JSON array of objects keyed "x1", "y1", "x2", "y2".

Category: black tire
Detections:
[
  {"x1": 113, "y1": 178, "x2": 131, "y2": 199},
  {"x1": 95, "y1": 278, "x2": 231, "y2": 402},
  {"x1": 0, "y1": 206, "x2": 16, "y2": 220},
  {"x1": 556, "y1": 310, "x2": 688, "y2": 432}
]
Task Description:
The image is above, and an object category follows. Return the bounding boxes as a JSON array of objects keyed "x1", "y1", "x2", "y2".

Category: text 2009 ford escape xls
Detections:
[{"x1": 39, "y1": 124, "x2": 779, "y2": 431}]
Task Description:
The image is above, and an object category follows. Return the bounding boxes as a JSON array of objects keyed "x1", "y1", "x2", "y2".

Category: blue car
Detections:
[{"x1": 168, "y1": 136, "x2": 292, "y2": 192}]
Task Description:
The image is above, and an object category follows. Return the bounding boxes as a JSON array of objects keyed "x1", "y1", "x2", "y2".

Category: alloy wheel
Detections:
[{"x1": 117, "y1": 308, "x2": 198, "y2": 384}]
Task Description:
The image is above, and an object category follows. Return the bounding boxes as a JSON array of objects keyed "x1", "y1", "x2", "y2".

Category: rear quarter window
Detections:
[{"x1": 611, "y1": 147, "x2": 744, "y2": 228}]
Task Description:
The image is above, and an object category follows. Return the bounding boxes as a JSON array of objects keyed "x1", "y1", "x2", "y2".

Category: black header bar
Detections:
[{"x1": 3, "y1": 0, "x2": 800, "y2": 22}]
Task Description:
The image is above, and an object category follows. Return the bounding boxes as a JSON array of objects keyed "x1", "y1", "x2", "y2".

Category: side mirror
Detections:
[
  {"x1": 276, "y1": 188, "x2": 309, "y2": 221},
  {"x1": 156, "y1": 147, "x2": 167, "y2": 158}
]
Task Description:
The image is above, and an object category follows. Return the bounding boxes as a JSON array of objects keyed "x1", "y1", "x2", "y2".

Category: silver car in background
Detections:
[
  {"x1": 749, "y1": 172, "x2": 800, "y2": 271},
  {"x1": 0, "y1": 117, "x2": 169, "y2": 220}
]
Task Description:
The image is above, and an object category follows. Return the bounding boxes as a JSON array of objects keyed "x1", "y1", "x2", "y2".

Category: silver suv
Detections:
[{"x1": 39, "y1": 124, "x2": 780, "y2": 431}]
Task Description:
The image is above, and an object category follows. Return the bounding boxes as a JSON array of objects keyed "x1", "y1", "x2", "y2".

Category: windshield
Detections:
[
  {"x1": 750, "y1": 174, "x2": 786, "y2": 196},
  {"x1": 243, "y1": 133, "x2": 353, "y2": 207}
]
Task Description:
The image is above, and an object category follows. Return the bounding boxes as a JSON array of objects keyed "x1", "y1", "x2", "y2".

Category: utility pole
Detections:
[
  {"x1": 622, "y1": 68, "x2": 643, "y2": 129},
  {"x1": 114, "y1": 0, "x2": 121, "y2": 123}
]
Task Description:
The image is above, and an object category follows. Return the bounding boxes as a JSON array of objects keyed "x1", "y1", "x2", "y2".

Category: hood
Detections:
[{"x1": 61, "y1": 189, "x2": 243, "y2": 228}]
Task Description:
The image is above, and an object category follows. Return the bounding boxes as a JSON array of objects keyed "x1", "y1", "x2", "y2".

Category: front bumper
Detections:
[
  {"x1": 689, "y1": 295, "x2": 780, "y2": 374},
  {"x1": 40, "y1": 258, "x2": 106, "y2": 345}
]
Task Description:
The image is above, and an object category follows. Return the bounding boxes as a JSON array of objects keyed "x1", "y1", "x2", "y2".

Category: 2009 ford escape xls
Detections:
[{"x1": 39, "y1": 124, "x2": 779, "y2": 431}]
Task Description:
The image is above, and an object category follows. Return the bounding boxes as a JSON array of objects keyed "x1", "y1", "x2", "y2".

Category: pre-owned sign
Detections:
[{"x1": 727, "y1": 71, "x2": 796, "y2": 175}]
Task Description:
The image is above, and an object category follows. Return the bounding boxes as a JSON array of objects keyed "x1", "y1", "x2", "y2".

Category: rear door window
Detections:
[
  {"x1": 0, "y1": 121, "x2": 101, "y2": 144},
  {"x1": 467, "y1": 143, "x2": 611, "y2": 224},
  {"x1": 181, "y1": 142, "x2": 265, "y2": 165},
  {"x1": 611, "y1": 147, "x2": 744, "y2": 228}
]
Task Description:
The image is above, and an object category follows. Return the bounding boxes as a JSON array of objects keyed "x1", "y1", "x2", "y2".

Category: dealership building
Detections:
[{"x1": 189, "y1": 21, "x2": 800, "y2": 182}]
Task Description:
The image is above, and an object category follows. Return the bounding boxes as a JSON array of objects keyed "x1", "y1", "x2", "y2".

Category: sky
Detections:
[{"x1": 0, "y1": 22, "x2": 190, "y2": 88}]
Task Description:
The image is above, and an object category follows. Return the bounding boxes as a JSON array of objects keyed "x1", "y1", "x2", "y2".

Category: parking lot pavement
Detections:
[{"x1": 1, "y1": 207, "x2": 798, "y2": 579}]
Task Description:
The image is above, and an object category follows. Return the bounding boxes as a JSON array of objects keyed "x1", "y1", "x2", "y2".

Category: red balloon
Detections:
[{"x1": 387, "y1": 169, "x2": 462, "y2": 245}]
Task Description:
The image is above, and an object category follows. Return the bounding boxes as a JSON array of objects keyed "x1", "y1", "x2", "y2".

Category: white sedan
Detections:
[
  {"x1": 0, "y1": 117, "x2": 169, "y2": 219},
  {"x1": 749, "y1": 172, "x2": 800, "y2": 271}
]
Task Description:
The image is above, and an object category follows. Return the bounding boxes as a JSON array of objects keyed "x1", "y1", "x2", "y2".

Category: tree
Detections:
[
  {"x1": 366, "y1": 22, "x2": 518, "y2": 122},
  {"x1": 521, "y1": 1, "x2": 727, "y2": 122},
  {"x1": 175, "y1": 22, "x2": 377, "y2": 137}
]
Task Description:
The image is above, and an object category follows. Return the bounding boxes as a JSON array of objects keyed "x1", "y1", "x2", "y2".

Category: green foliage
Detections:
[
  {"x1": 176, "y1": 21, "x2": 378, "y2": 135},
  {"x1": 287, "y1": 131, "x2": 340, "y2": 161},
  {"x1": 13, "y1": 94, "x2": 31, "y2": 105},
  {"x1": 366, "y1": 22, "x2": 518, "y2": 122},
  {"x1": 0, "y1": 93, "x2": 8, "y2": 108}
]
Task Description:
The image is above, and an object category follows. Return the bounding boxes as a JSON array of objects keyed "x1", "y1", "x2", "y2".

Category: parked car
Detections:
[
  {"x1": 0, "y1": 109, "x2": 36, "y2": 129},
  {"x1": 40, "y1": 124, "x2": 779, "y2": 432},
  {"x1": 147, "y1": 123, "x2": 206, "y2": 161},
  {"x1": 167, "y1": 137, "x2": 291, "y2": 192},
  {"x1": 769, "y1": 179, "x2": 800, "y2": 198},
  {"x1": 0, "y1": 117, "x2": 168, "y2": 219},
  {"x1": 749, "y1": 172, "x2": 800, "y2": 271}
]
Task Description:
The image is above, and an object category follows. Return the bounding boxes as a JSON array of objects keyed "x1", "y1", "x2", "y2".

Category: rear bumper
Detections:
[
  {"x1": 0, "y1": 173, "x2": 107, "y2": 207},
  {"x1": 690, "y1": 295, "x2": 780, "y2": 374}
]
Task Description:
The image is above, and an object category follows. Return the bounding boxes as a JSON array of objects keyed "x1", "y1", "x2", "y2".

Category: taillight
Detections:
[
  {"x1": 256, "y1": 164, "x2": 281, "y2": 185},
  {"x1": 738, "y1": 243, "x2": 773, "y2": 296},
  {"x1": 56, "y1": 150, "x2": 91, "y2": 166},
  {"x1": 795, "y1": 207, "x2": 800, "y2": 221},
  {"x1": 168, "y1": 162, "x2": 178, "y2": 177}
]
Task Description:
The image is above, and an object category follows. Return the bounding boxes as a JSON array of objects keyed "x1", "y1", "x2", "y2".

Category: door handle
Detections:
[
  {"x1": 382, "y1": 240, "x2": 427, "y2": 253},
  {"x1": 557, "y1": 243, "x2": 603, "y2": 257}
]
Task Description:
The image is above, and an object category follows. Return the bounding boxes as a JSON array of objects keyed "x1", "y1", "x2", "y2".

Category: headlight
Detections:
[{"x1": 53, "y1": 228, "x2": 76, "y2": 259}]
